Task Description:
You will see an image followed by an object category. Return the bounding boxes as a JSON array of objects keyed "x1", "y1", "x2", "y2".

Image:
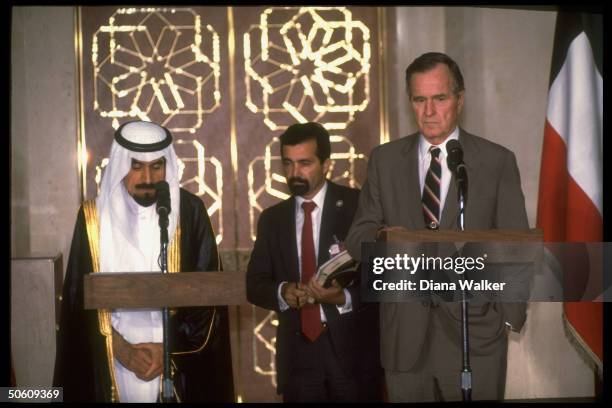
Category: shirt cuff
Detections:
[
  {"x1": 277, "y1": 282, "x2": 290, "y2": 312},
  {"x1": 505, "y1": 321, "x2": 515, "y2": 331},
  {"x1": 336, "y1": 288, "x2": 353, "y2": 314}
]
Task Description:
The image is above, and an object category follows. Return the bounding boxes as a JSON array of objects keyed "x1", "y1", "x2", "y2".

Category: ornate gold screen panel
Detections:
[
  {"x1": 78, "y1": 6, "x2": 231, "y2": 246},
  {"x1": 233, "y1": 7, "x2": 381, "y2": 400},
  {"x1": 77, "y1": 5, "x2": 384, "y2": 402},
  {"x1": 243, "y1": 7, "x2": 371, "y2": 130},
  {"x1": 91, "y1": 8, "x2": 221, "y2": 131},
  {"x1": 235, "y1": 7, "x2": 380, "y2": 247}
]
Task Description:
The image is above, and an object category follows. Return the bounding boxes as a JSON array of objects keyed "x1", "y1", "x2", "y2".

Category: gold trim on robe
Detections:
[
  {"x1": 171, "y1": 206, "x2": 220, "y2": 356},
  {"x1": 168, "y1": 223, "x2": 181, "y2": 273},
  {"x1": 83, "y1": 200, "x2": 120, "y2": 402},
  {"x1": 84, "y1": 201, "x2": 217, "y2": 400},
  {"x1": 171, "y1": 308, "x2": 217, "y2": 356}
]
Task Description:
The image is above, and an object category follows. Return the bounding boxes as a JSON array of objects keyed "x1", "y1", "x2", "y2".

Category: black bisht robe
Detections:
[{"x1": 53, "y1": 188, "x2": 235, "y2": 402}]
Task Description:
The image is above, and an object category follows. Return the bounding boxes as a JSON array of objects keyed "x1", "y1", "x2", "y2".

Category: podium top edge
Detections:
[{"x1": 379, "y1": 228, "x2": 543, "y2": 242}]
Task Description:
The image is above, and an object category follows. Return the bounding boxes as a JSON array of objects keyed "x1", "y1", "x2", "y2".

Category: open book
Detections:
[
  {"x1": 315, "y1": 249, "x2": 358, "y2": 288},
  {"x1": 306, "y1": 249, "x2": 358, "y2": 304}
]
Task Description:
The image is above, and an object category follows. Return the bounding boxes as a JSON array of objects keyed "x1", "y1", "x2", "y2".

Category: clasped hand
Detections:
[
  {"x1": 126, "y1": 342, "x2": 163, "y2": 381},
  {"x1": 282, "y1": 279, "x2": 345, "y2": 308},
  {"x1": 113, "y1": 330, "x2": 163, "y2": 381}
]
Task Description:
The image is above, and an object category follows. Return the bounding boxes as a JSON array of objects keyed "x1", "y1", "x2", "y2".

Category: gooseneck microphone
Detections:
[
  {"x1": 446, "y1": 139, "x2": 472, "y2": 401},
  {"x1": 153, "y1": 180, "x2": 173, "y2": 402},
  {"x1": 155, "y1": 181, "x2": 171, "y2": 234},
  {"x1": 155, "y1": 181, "x2": 171, "y2": 214},
  {"x1": 446, "y1": 139, "x2": 468, "y2": 201}
]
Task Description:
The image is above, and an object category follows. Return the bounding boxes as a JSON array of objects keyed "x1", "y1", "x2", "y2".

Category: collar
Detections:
[
  {"x1": 295, "y1": 180, "x2": 328, "y2": 211},
  {"x1": 418, "y1": 126, "x2": 460, "y2": 158}
]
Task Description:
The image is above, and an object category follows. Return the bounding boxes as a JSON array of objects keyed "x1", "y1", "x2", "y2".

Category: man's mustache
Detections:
[
  {"x1": 288, "y1": 177, "x2": 308, "y2": 185},
  {"x1": 288, "y1": 177, "x2": 309, "y2": 196},
  {"x1": 135, "y1": 183, "x2": 156, "y2": 190}
]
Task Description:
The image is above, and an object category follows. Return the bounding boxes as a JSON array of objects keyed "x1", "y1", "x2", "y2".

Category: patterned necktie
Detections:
[
  {"x1": 300, "y1": 201, "x2": 323, "y2": 342},
  {"x1": 422, "y1": 146, "x2": 442, "y2": 229}
]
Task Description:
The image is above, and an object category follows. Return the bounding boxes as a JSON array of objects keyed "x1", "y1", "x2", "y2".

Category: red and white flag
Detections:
[{"x1": 536, "y1": 11, "x2": 602, "y2": 372}]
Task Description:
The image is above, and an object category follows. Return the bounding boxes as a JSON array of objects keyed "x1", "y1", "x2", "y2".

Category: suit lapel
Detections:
[
  {"x1": 440, "y1": 171, "x2": 459, "y2": 229},
  {"x1": 401, "y1": 135, "x2": 425, "y2": 229},
  {"x1": 440, "y1": 129, "x2": 481, "y2": 229},
  {"x1": 279, "y1": 197, "x2": 300, "y2": 282},
  {"x1": 318, "y1": 182, "x2": 337, "y2": 267}
]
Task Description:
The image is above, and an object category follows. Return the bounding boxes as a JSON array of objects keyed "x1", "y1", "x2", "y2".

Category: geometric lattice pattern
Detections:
[
  {"x1": 244, "y1": 8, "x2": 372, "y2": 388},
  {"x1": 92, "y1": 7, "x2": 221, "y2": 133},
  {"x1": 252, "y1": 309, "x2": 279, "y2": 388},
  {"x1": 174, "y1": 139, "x2": 224, "y2": 244},
  {"x1": 244, "y1": 7, "x2": 371, "y2": 131}
]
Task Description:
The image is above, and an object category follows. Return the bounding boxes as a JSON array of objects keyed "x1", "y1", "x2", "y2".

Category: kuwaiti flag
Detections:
[{"x1": 536, "y1": 11, "x2": 602, "y2": 372}]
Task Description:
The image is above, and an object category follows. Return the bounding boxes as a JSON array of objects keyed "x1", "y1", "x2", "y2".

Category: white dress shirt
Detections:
[
  {"x1": 417, "y1": 127, "x2": 460, "y2": 217},
  {"x1": 277, "y1": 181, "x2": 353, "y2": 319}
]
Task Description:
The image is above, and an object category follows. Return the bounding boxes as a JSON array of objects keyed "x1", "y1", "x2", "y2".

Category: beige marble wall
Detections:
[
  {"x1": 390, "y1": 7, "x2": 555, "y2": 228},
  {"x1": 11, "y1": 6, "x2": 80, "y2": 263},
  {"x1": 446, "y1": 7, "x2": 555, "y2": 228},
  {"x1": 389, "y1": 6, "x2": 596, "y2": 399},
  {"x1": 388, "y1": 7, "x2": 446, "y2": 141},
  {"x1": 11, "y1": 256, "x2": 63, "y2": 390}
]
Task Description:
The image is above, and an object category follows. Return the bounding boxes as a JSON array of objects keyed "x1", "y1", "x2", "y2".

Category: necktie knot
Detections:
[
  {"x1": 430, "y1": 146, "x2": 441, "y2": 158},
  {"x1": 302, "y1": 201, "x2": 317, "y2": 214}
]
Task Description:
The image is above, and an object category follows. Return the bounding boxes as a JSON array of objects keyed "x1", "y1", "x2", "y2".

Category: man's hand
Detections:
[
  {"x1": 281, "y1": 282, "x2": 309, "y2": 309},
  {"x1": 113, "y1": 329, "x2": 163, "y2": 381},
  {"x1": 133, "y1": 343, "x2": 163, "y2": 381},
  {"x1": 305, "y1": 278, "x2": 346, "y2": 306}
]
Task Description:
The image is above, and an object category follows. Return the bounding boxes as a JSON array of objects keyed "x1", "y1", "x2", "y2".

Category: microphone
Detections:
[
  {"x1": 155, "y1": 181, "x2": 171, "y2": 229},
  {"x1": 446, "y1": 140, "x2": 468, "y2": 199},
  {"x1": 155, "y1": 181, "x2": 171, "y2": 215}
]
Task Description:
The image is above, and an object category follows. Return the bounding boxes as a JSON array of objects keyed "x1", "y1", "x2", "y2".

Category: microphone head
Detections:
[
  {"x1": 154, "y1": 180, "x2": 170, "y2": 191},
  {"x1": 446, "y1": 139, "x2": 464, "y2": 172},
  {"x1": 155, "y1": 181, "x2": 171, "y2": 215}
]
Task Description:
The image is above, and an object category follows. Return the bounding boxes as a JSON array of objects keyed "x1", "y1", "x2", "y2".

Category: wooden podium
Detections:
[
  {"x1": 380, "y1": 228, "x2": 543, "y2": 243},
  {"x1": 83, "y1": 270, "x2": 247, "y2": 402},
  {"x1": 379, "y1": 228, "x2": 543, "y2": 264},
  {"x1": 84, "y1": 271, "x2": 249, "y2": 309}
]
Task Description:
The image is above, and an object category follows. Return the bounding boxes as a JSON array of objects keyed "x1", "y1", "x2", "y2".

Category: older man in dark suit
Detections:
[
  {"x1": 246, "y1": 122, "x2": 382, "y2": 402},
  {"x1": 346, "y1": 52, "x2": 529, "y2": 401}
]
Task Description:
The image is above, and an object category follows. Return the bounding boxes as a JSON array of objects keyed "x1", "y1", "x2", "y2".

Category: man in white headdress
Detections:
[{"x1": 54, "y1": 120, "x2": 234, "y2": 402}]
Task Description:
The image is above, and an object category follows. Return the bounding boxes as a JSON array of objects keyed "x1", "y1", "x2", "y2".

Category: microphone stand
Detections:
[
  {"x1": 456, "y1": 169, "x2": 472, "y2": 402},
  {"x1": 158, "y1": 208, "x2": 173, "y2": 403}
]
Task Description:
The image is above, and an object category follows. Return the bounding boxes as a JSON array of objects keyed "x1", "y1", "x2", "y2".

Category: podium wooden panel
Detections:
[{"x1": 84, "y1": 271, "x2": 248, "y2": 309}]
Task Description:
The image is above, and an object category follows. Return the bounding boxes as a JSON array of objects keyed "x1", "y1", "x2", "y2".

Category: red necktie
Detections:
[{"x1": 300, "y1": 201, "x2": 323, "y2": 342}]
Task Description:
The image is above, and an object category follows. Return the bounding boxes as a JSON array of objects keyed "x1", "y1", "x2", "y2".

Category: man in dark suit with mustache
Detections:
[{"x1": 246, "y1": 122, "x2": 382, "y2": 402}]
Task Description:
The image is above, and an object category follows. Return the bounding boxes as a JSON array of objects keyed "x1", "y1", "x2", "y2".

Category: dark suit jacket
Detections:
[
  {"x1": 246, "y1": 181, "x2": 382, "y2": 394},
  {"x1": 346, "y1": 129, "x2": 529, "y2": 372}
]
